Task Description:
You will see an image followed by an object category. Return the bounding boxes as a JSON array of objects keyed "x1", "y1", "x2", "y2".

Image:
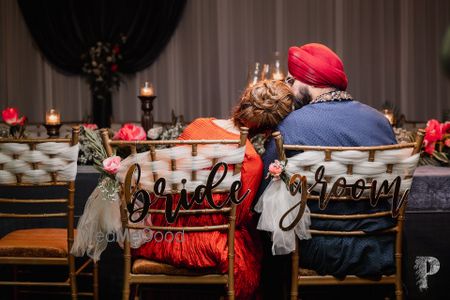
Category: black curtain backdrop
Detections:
[{"x1": 17, "y1": 0, "x2": 187, "y2": 75}]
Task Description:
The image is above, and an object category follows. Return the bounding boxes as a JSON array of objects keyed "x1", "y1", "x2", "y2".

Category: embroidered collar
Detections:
[{"x1": 310, "y1": 90, "x2": 353, "y2": 104}]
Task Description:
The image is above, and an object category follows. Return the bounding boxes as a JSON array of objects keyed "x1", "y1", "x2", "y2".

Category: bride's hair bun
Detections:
[{"x1": 233, "y1": 80, "x2": 294, "y2": 133}]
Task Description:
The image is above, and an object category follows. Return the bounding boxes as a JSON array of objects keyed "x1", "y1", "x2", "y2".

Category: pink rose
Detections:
[
  {"x1": 268, "y1": 160, "x2": 283, "y2": 178},
  {"x1": 103, "y1": 156, "x2": 121, "y2": 174},
  {"x1": 83, "y1": 123, "x2": 98, "y2": 130},
  {"x1": 2, "y1": 107, "x2": 26, "y2": 126},
  {"x1": 114, "y1": 123, "x2": 146, "y2": 141},
  {"x1": 424, "y1": 119, "x2": 443, "y2": 143}
]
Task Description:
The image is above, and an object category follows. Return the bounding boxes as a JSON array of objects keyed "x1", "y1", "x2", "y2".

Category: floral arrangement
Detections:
[
  {"x1": 81, "y1": 35, "x2": 126, "y2": 99},
  {"x1": 421, "y1": 119, "x2": 450, "y2": 166},
  {"x1": 79, "y1": 127, "x2": 120, "y2": 200},
  {"x1": 266, "y1": 159, "x2": 289, "y2": 182},
  {"x1": 77, "y1": 118, "x2": 187, "y2": 165},
  {"x1": 78, "y1": 123, "x2": 146, "y2": 165},
  {"x1": 1, "y1": 107, "x2": 27, "y2": 138}
]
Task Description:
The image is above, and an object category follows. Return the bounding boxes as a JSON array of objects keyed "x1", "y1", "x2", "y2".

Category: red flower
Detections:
[
  {"x1": 2, "y1": 107, "x2": 25, "y2": 126},
  {"x1": 423, "y1": 139, "x2": 436, "y2": 155},
  {"x1": 442, "y1": 121, "x2": 450, "y2": 134},
  {"x1": 19, "y1": 116, "x2": 27, "y2": 126},
  {"x1": 424, "y1": 119, "x2": 443, "y2": 143},
  {"x1": 113, "y1": 45, "x2": 120, "y2": 55},
  {"x1": 114, "y1": 123, "x2": 146, "y2": 141},
  {"x1": 111, "y1": 64, "x2": 118, "y2": 72}
]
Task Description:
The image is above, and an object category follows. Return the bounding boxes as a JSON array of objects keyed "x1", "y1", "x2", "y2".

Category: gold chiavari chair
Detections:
[
  {"x1": 271, "y1": 130, "x2": 424, "y2": 300},
  {"x1": 0, "y1": 126, "x2": 98, "y2": 300},
  {"x1": 100, "y1": 127, "x2": 248, "y2": 300}
]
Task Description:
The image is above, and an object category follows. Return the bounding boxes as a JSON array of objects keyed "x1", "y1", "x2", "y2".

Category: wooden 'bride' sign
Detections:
[{"x1": 122, "y1": 162, "x2": 250, "y2": 224}]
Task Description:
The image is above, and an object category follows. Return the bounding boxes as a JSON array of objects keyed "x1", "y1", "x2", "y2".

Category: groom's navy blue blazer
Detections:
[{"x1": 258, "y1": 99, "x2": 397, "y2": 277}]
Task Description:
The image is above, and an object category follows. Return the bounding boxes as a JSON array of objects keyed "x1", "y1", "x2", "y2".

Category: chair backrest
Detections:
[
  {"x1": 273, "y1": 130, "x2": 424, "y2": 234},
  {"x1": 0, "y1": 126, "x2": 80, "y2": 245},
  {"x1": 272, "y1": 130, "x2": 424, "y2": 299},
  {"x1": 100, "y1": 127, "x2": 248, "y2": 285}
]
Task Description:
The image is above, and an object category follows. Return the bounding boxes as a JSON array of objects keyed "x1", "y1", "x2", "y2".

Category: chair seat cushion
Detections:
[
  {"x1": 0, "y1": 228, "x2": 71, "y2": 258},
  {"x1": 132, "y1": 259, "x2": 220, "y2": 276}
]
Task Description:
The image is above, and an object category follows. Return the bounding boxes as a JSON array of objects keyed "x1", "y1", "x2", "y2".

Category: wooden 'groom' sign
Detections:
[{"x1": 279, "y1": 165, "x2": 409, "y2": 231}]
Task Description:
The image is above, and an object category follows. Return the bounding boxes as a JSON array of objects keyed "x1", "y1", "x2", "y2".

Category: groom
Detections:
[{"x1": 258, "y1": 43, "x2": 397, "y2": 298}]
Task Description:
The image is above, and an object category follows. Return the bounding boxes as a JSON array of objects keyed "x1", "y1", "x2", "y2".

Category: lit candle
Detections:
[
  {"x1": 140, "y1": 82, "x2": 154, "y2": 96},
  {"x1": 272, "y1": 71, "x2": 284, "y2": 81},
  {"x1": 46, "y1": 109, "x2": 61, "y2": 125}
]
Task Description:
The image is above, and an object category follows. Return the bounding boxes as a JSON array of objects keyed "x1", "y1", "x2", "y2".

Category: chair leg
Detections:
[
  {"x1": 123, "y1": 238, "x2": 132, "y2": 300},
  {"x1": 123, "y1": 283, "x2": 131, "y2": 300},
  {"x1": 133, "y1": 284, "x2": 140, "y2": 300},
  {"x1": 291, "y1": 242, "x2": 299, "y2": 300},
  {"x1": 69, "y1": 255, "x2": 78, "y2": 300},
  {"x1": 227, "y1": 291, "x2": 235, "y2": 300},
  {"x1": 395, "y1": 283, "x2": 403, "y2": 300},
  {"x1": 93, "y1": 261, "x2": 99, "y2": 300}
]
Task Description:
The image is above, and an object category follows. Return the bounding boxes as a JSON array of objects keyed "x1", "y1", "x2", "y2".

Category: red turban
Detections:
[{"x1": 288, "y1": 43, "x2": 348, "y2": 91}]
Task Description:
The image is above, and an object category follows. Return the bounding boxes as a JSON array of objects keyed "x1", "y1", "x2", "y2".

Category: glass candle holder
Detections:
[
  {"x1": 140, "y1": 82, "x2": 154, "y2": 97},
  {"x1": 44, "y1": 109, "x2": 62, "y2": 138},
  {"x1": 45, "y1": 109, "x2": 61, "y2": 125}
]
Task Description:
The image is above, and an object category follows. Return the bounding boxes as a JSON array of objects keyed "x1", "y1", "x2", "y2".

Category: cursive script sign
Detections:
[
  {"x1": 123, "y1": 162, "x2": 250, "y2": 224},
  {"x1": 279, "y1": 166, "x2": 410, "y2": 231}
]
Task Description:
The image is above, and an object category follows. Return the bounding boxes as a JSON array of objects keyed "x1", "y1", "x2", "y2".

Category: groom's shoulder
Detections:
[
  {"x1": 278, "y1": 105, "x2": 321, "y2": 130},
  {"x1": 279, "y1": 101, "x2": 382, "y2": 129}
]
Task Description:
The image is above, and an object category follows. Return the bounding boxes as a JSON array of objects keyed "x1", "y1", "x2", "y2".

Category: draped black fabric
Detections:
[{"x1": 17, "y1": 0, "x2": 187, "y2": 74}]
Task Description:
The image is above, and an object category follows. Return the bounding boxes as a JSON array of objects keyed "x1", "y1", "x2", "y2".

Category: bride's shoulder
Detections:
[{"x1": 186, "y1": 117, "x2": 214, "y2": 127}]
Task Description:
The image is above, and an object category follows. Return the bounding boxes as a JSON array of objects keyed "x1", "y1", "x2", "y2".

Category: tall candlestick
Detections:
[{"x1": 138, "y1": 83, "x2": 157, "y2": 133}]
